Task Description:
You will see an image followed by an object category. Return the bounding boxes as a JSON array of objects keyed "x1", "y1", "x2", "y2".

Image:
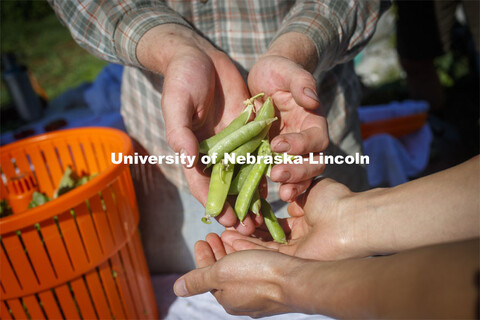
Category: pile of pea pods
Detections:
[{"x1": 199, "y1": 94, "x2": 287, "y2": 244}]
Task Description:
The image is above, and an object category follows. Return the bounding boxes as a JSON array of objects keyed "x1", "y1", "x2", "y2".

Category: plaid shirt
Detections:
[{"x1": 49, "y1": 0, "x2": 385, "y2": 194}]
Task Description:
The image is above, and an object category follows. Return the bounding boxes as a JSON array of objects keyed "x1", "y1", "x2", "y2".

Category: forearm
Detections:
[
  {"x1": 265, "y1": 33, "x2": 318, "y2": 72},
  {"x1": 137, "y1": 24, "x2": 195, "y2": 74},
  {"x1": 271, "y1": 0, "x2": 386, "y2": 72},
  {"x1": 348, "y1": 156, "x2": 480, "y2": 255},
  {"x1": 48, "y1": 0, "x2": 191, "y2": 67},
  {"x1": 292, "y1": 239, "x2": 479, "y2": 319},
  {"x1": 371, "y1": 239, "x2": 479, "y2": 319}
]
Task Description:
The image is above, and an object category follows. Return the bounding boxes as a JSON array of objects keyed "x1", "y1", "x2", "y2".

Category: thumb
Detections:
[
  {"x1": 173, "y1": 267, "x2": 215, "y2": 297},
  {"x1": 250, "y1": 57, "x2": 320, "y2": 110},
  {"x1": 285, "y1": 65, "x2": 320, "y2": 110}
]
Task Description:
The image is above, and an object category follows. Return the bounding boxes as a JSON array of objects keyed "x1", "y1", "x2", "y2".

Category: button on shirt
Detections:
[{"x1": 48, "y1": 0, "x2": 385, "y2": 194}]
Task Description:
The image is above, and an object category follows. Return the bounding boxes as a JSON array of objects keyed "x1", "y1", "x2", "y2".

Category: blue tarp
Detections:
[{"x1": 359, "y1": 101, "x2": 432, "y2": 187}]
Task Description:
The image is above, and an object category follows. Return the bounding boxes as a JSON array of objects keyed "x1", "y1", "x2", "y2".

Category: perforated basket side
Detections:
[
  {"x1": 0, "y1": 169, "x2": 140, "y2": 300},
  {"x1": 0, "y1": 128, "x2": 158, "y2": 319},
  {"x1": 0, "y1": 232, "x2": 157, "y2": 320}
]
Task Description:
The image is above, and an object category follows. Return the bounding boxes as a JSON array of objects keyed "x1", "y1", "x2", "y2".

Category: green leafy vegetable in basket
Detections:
[
  {"x1": 26, "y1": 167, "x2": 96, "y2": 210},
  {"x1": 0, "y1": 199, "x2": 13, "y2": 218},
  {"x1": 28, "y1": 192, "x2": 50, "y2": 209},
  {"x1": 54, "y1": 166, "x2": 95, "y2": 198},
  {"x1": 54, "y1": 166, "x2": 77, "y2": 198}
]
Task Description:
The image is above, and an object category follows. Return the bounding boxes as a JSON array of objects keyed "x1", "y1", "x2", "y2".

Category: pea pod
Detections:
[
  {"x1": 199, "y1": 93, "x2": 265, "y2": 154},
  {"x1": 228, "y1": 162, "x2": 255, "y2": 195},
  {"x1": 255, "y1": 97, "x2": 275, "y2": 120},
  {"x1": 208, "y1": 118, "x2": 277, "y2": 163},
  {"x1": 228, "y1": 97, "x2": 276, "y2": 164},
  {"x1": 203, "y1": 162, "x2": 234, "y2": 224},
  {"x1": 250, "y1": 189, "x2": 261, "y2": 215},
  {"x1": 234, "y1": 140, "x2": 271, "y2": 221},
  {"x1": 260, "y1": 198, "x2": 287, "y2": 244},
  {"x1": 199, "y1": 104, "x2": 254, "y2": 154},
  {"x1": 229, "y1": 127, "x2": 268, "y2": 164},
  {"x1": 244, "y1": 92, "x2": 265, "y2": 106}
]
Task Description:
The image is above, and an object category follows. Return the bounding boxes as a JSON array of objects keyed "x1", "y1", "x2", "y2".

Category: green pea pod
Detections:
[
  {"x1": 260, "y1": 198, "x2": 287, "y2": 244},
  {"x1": 208, "y1": 118, "x2": 277, "y2": 163},
  {"x1": 228, "y1": 97, "x2": 276, "y2": 164},
  {"x1": 199, "y1": 104, "x2": 254, "y2": 154},
  {"x1": 234, "y1": 140, "x2": 271, "y2": 221},
  {"x1": 203, "y1": 162, "x2": 234, "y2": 224},
  {"x1": 266, "y1": 163, "x2": 273, "y2": 177},
  {"x1": 229, "y1": 126, "x2": 269, "y2": 164},
  {"x1": 255, "y1": 97, "x2": 275, "y2": 120},
  {"x1": 250, "y1": 189, "x2": 261, "y2": 215},
  {"x1": 244, "y1": 93, "x2": 265, "y2": 106},
  {"x1": 229, "y1": 163, "x2": 255, "y2": 195}
]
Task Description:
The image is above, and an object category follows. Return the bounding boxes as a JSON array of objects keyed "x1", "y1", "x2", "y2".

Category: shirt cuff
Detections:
[
  {"x1": 272, "y1": 4, "x2": 341, "y2": 71},
  {"x1": 114, "y1": 6, "x2": 192, "y2": 67}
]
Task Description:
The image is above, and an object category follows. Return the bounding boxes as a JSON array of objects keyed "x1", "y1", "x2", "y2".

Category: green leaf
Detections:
[{"x1": 28, "y1": 191, "x2": 50, "y2": 209}]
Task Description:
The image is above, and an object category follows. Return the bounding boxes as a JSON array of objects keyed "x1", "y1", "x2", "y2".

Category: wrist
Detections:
[
  {"x1": 137, "y1": 24, "x2": 203, "y2": 74},
  {"x1": 283, "y1": 259, "x2": 326, "y2": 314},
  {"x1": 265, "y1": 32, "x2": 318, "y2": 72},
  {"x1": 287, "y1": 259, "x2": 349, "y2": 316},
  {"x1": 343, "y1": 187, "x2": 397, "y2": 257},
  {"x1": 293, "y1": 258, "x2": 382, "y2": 319}
]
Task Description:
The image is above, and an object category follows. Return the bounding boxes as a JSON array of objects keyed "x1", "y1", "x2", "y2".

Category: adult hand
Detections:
[
  {"x1": 248, "y1": 32, "x2": 329, "y2": 202},
  {"x1": 137, "y1": 24, "x2": 259, "y2": 233},
  {"x1": 222, "y1": 178, "x2": 366, "y2": 261},
  {"x1": 224, "y1": 156, "x2": 480, "y2": 260},
  {"x1": 175, "y1": 234, "x2": 480, "y2": 319},
  {"x1": 173, "y1": 233, "x2": 307, "y2": 318}
]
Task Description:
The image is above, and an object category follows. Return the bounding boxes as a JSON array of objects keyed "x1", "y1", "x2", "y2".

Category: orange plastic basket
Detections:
[
  {"x1": 360, "y1": 113, "x2": 428, "y2": 140},
  {"x1": 0, "y1": 127, "x2": 158, "y2": 319}
]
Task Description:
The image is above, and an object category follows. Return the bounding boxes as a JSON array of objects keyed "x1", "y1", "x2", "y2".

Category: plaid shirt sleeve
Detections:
[
  {"x1": 47, "y1": 0, "x2": 192, "y2": 67},
  {"x1": 273, "y1": 0, "x2": 388, "y2": 71}
]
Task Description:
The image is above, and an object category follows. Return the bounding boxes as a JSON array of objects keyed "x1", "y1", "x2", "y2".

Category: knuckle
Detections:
[
  {"x1": 296, "y1": 132, "x2": 310, "y2": 154},
  {"x1": 314, "y1": 178, "x2": 336, "y2": 194},
  {"x1": 320, "y1": 136, "x2": 329, "y2": 151},
  {"x1": 288, "y1": 166, "x2": 304, "y2": 182},
  {"x1": 165, "y1": 127, "x2": 179, "y2": 145},
  {"x1": 312, "y1": 163, "x2": 326, "y2": 176},
  {"x1": 190, "y1": 269, "x2": 212, "y2": 294},
  {"x1": 187, "y1": 274, "x2": 202, "y2": 293},
  {"x1": 297, "y1": 180, "x2": 312, "y2": 194},
  {"x1": 299, "y1": 69, "x2": 315, "y2": 83},
  {"x1": 213, "y1": 263, "x2": 228, "y2": 281}
]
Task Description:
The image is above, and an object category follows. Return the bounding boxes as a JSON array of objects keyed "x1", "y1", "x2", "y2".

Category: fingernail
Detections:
[
  {"x1": 304, "y1": 87, "x2": 320, "y2": 103},
  {"x1": 174, "y1": 278, "x2": 189, "y2": 297},
  {"x1": 273, "y1": 141, "x2": 290, "y2": 153},
  {"x1": 274, "y1": 171, "x2": 290, "y2": 182}
]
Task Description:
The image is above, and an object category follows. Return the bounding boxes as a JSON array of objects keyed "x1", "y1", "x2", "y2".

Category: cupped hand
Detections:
[
  {"x1": 248, "y1": 55, "x2": 328, "y2": 202},
  {"x1": 173, "y1": 233, "x2": 306, "y2": 318},
  {"x1": 222, "y1": 178, "x2": 364, "y2": 261},
  {"x1": 137, "y1": 24, "x2": 259, "y2": 234}
]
